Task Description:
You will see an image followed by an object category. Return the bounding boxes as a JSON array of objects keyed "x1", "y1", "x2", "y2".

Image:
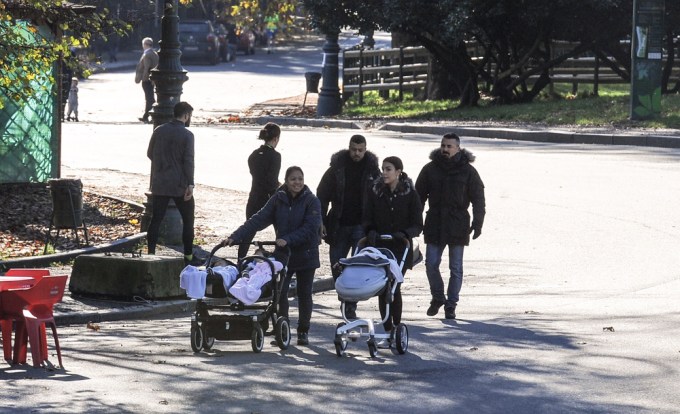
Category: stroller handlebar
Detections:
[{"x1": 206, "y1": 241, "x2": 291, "y2": 267}]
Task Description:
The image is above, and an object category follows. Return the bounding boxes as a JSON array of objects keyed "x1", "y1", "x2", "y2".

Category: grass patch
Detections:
[{"x1": 343, "y1": 85, "x2": 680, "y2": 130}]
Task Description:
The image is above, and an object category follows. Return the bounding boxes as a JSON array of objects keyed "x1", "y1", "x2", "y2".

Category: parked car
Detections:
[
  {"x1": 237, "y1": 27, "x2": 256, "y2": 55},
  {"x1": 178, "y1": 20, "x2": 220, "y2": 65}
]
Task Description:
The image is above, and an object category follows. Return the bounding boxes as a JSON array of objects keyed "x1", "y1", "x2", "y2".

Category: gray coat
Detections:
[{"x1": 147, "y1": 120, "x2": 195, "y2": 197}]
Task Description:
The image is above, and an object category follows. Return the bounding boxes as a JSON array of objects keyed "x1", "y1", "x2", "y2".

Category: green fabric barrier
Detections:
[{"x1": 0, "y1": 20, "x2": 58, "y2": 184}]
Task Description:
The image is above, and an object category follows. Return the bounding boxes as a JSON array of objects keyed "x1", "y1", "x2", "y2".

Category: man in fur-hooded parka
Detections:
[
  {"x1": 316, "y1": 136, "x2": 380, "y2": 247},
  {"x1": 415, "y1": 138, "x2": 486, "y2": 246}
]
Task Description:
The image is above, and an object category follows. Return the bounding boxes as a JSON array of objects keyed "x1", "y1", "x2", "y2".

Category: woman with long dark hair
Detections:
[
  {"x1": 363, "y1": 156, "x2": 423, "y2": 349},
  {"x1": 226, "y1": 166, "x2": 321, "y2": 346}
]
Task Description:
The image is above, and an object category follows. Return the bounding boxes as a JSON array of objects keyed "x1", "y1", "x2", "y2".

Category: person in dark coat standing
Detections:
[
  {"x1": 225, "y1": 166, "x2": 321, "y2": 346},
  {"x1": 146, "y1": 102, "x2": 197, "y2": 265},
  {"x1": 239, "y1": 122, "x2": 282, "y2": 258},
  {"x1": 363, "y1": 156, "x2": 423, "y2": 348},
  {"x1": 415, "y1": 133, "x2": 486, "y2": 320},
  {"x1": 316, "y1": 134, "x2": 380, "y2": 319}
]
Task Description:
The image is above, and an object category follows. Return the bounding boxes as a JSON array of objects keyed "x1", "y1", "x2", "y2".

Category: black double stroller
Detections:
[
  {"x1": 185, "y1": 241, "x2": 291, "y2": 353},
  {"x1": 333, "y1": 234, "x2": 410, "y2": 357}
]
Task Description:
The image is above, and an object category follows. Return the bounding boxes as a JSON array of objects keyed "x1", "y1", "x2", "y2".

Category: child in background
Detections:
[{"x1": 66, "y1": 78, "x2": 79, "y2": 122}]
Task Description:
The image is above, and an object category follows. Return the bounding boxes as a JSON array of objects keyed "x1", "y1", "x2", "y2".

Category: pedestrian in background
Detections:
[
  {"x1": 225, "y1": 166, "x2": 321, "y2": 346},
  {"x1": 415, "y1": 133, "x2": 486, "y2": 320},
  {"x1": 146, "y1": 102, "x2": 199, "y2": 266},
  {"x1": 239, "y1": 122, "x2": 282, "y2": 258},
  {"x1": 65, "y1": 78, "x2": 79, "y2": 122},
  {"x1": 317, "y1": 134, "x2": 380, "y2": 319},
  {"x1": 363, "y1": 156, "x2": 423, "y2": 348},
  {"x1": 135, "y1": 37, "x2": 159, "y2": 124}
]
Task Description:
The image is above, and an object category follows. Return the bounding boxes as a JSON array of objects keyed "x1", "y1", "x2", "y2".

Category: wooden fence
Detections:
[
  {"x1": 342, "y1": 46, "x2": 430, "y2": 103},
  {"x1": 342, "y1": 41, "x2": 680, "y2": 99}
]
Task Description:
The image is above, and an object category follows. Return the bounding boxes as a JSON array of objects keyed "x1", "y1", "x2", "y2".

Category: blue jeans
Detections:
[
  {"x1": 425, "y1": 244, "x2": 464, "y2": 308},
  {"x1": 279, "y1": 268, "x2": 315, "y2": 333}
]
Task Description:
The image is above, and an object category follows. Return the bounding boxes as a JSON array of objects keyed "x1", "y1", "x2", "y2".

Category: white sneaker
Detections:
[{"x1": 376, "y1": 338, "x2": 392, "y2": 349}]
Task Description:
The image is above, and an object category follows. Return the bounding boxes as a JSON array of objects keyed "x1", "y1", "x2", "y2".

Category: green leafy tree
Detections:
[
  {"x1": 0, "y1": 0, "x2": 129, "y2": 110},
  {"x1": 302, "y1": 0, "x2": 679, "y2": 106}
]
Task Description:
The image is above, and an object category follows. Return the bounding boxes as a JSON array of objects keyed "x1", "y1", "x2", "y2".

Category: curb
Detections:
[
  {"x1": 0, "y1": 233, "x2": 147, "y2": 270},
  {"x1": 378, "y1": 123, "x2": 680, "y2": 149},
  {"x1": 55, "y1": 275, "x2": 336, "y2": 325}
]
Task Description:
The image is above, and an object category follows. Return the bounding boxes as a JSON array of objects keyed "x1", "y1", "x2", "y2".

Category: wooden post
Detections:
[
  {"x1": 398, "y1": 47, "x2": 405, "y2": 101},
  {"x1": 358, "y1": 48, "x2": 364, "y2": 105}
]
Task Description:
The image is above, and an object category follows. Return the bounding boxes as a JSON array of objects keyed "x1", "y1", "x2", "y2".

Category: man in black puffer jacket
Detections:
[
  {"x1": 415, "y1": 133, "x2": 486, "y2": 320},
  {"x1": 317, "y1": 134, "x2": 380, "y2": 319}
]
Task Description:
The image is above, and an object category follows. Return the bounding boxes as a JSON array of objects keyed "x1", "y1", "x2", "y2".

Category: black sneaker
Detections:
[
  {"x1": 444, "y1": 305, "x2": 456, "y2": 320},
  {"x1": 297, "y1": 332, "x2": 309, "y2": 346},
  {"x1": 426, "y1": 300, "x2": 445, "y2": 316}
]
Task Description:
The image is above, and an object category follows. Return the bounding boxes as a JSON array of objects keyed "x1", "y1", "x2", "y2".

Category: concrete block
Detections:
[{"x1": 70, "y1": 253, "x2": 184, "y2": 300}]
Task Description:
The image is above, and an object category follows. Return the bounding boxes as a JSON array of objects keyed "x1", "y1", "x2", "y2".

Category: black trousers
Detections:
[
  {"x1": 142, "y1": 80, "x2": 155, "y2": 119},
  {"x1": 147, "y1": 195, "x2": 195, "y2": 256}
]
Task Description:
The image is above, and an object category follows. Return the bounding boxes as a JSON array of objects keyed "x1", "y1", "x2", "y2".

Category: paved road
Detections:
[{"x1": 45, "y1": 121, "x2": 680, "y2": 413}]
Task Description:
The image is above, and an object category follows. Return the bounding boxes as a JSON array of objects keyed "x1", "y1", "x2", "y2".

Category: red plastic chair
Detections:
[
  {"x1": 1, "y1": 275, "x2": 67, "y2": 368},
  {"x1": 1, "y1": 269, "x2": 49, "y2": 362},
  {"x1": 4, "y1": 269, "x2": 50, "y2": 280}
]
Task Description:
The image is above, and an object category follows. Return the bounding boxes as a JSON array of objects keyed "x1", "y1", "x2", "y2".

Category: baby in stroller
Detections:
[{"x1": 333, "y1": 234, "x2": 410, "y2": 357}]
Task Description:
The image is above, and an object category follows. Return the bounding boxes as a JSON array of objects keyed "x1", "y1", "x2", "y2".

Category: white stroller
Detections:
[{"x1": 333, "y1": 234, "x2": 410, "y2": 357}]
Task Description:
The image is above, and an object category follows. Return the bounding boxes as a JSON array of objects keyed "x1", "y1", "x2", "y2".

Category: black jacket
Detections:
[
  {"x1": 231, "y1": 185, "x2": 321, "y2": 271},
  {"x1": 363, "y1": 174, "x2": 423, "y2": 270},
  {"x1": 316, "y1": 149, "x2": 380, "y2": 244},
  {"x1": 147, "y1": 120, "x2": 194, "y2": 197},
  {"x1": 246, "y1": 144, "x2": 281, "y2": 218},
  {"x1": 415, "y1": 148, "x2": 485, "y2": 246}
]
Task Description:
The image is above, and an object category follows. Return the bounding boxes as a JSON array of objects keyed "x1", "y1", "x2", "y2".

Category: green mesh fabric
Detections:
[{"x1": 0, "y1": 21, "x2": 58, "y2": 184}]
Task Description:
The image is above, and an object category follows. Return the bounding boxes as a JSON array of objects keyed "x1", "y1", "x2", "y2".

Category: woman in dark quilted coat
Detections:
[
  {"x1": 363, "y1": 156, "x2": 423, "y2": 349},
  {"x1": 226, "y1": 166, "x2": 321, "y2": 346}
]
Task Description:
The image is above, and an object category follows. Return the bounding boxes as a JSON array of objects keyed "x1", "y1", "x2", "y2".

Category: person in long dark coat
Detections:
[
  {"x1": 239, "y1": 122, "x2": 282, "y2": 258},
  {"x1": 226, "y1": 166, "x2": 321, "y2": 346},
  {"x1": 363, "y1": 156, "x2": 423, "y2": 348},
  {"x1": 415, "y1": 133, "x2": 486, "y2": 320}
]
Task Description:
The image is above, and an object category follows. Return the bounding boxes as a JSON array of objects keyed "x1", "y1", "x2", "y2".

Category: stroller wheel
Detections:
[
  {"x1": 334, "y1": 323, "x2": 348, "y2": 357},
  {"x1": 203, "y1": 335, "x2": 215, "y2": 351},
  {"x1": 367, "y1": 339, "x2": 378, "y2": 358},
  {"x1": 251, "y1": 323, "x2": 265, "y2": 353},
  {"x1": 275, "y1": 316, "x2": 291, "y2": 350},
  {"x1": 190, "y1": 324, "x2": 204, "y2": 353},
  {"x1": 395, "y1": 324, "x2": 409, "y2": 354}
]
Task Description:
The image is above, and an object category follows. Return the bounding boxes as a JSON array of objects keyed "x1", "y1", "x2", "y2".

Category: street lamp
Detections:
[
  {"x1": 316, "y1": 32, "x2": 343, "y2": 116},
  {"x1": 141, "y1": 0, "x2": 188, "y2": 242},
  {"x1": 149, "y1": 0, "x2": 188, "y2": 127}
]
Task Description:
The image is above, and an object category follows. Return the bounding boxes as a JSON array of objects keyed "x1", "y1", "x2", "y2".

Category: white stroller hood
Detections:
[
  {"x1": 335, "y1": 264, "x2": 388, "y2": 302},
  {"x1": 335, "y1": 247, "x2": 398, "y2": 302}
]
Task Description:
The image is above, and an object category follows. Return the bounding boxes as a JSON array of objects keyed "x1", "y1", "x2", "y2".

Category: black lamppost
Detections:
[
  {"x1": 149, "y1": 0, "x2": 188, "y2": 127},
  {"x1": 141, "y1": 0, "x2": 188, "y2": 241},
  {"x1": 316, "y1": 32, "x2": 343, "y2": 116}
]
